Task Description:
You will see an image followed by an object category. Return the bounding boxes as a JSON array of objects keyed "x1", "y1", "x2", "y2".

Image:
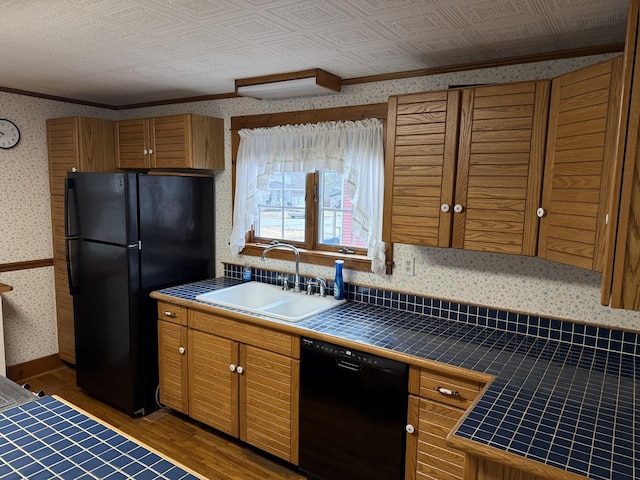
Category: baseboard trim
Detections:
[{"x1": 7, "y1": 354, "x2": 66, "y2": 382}]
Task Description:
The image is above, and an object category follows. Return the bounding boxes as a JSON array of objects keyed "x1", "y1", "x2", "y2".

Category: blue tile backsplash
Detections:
[{"x1": 224, "y1": 263, "x2": 639, "y2": 356}]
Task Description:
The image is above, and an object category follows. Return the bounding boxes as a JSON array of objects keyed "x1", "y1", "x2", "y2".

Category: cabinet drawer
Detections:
[
  {"x1": 190, "y1": 309, "x2": 299, "y2": 358},
  {"x1": 157, "y1": 302, "x2": 187, "y2": 325},
  {"x1": 416, "y1": 367, "x2": 484, "y2": 409}
]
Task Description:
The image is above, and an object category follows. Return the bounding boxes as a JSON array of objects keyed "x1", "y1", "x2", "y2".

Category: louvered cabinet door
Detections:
[
  {"x1": 116, "y1": 118, "x2": 153, "y2": 169},
  {"x1": 158, "y1": 320, "x2": 188, "y2": 414},
  {"x1": 188, "y1": 330, "x2": 239, "y2": 437},
  {"x1": 152, "y1": 115, "x2": 192, "y2": 169},
  {"x1": 240, "y1": 344, "x2": 299, "y2": 464},
  {"x1": 539, "y1": 57, "x2": 623, "y2": 271},
  {"x1": 50, "y1": 195, "x2": 75, "y2": 364},
  {"x1": 383, "y1": 90, "x2": 460, "y2": 246},
  {"x1": 453, "y1": 80, "x2": 550, "y2": 255},
  {"x1": 406, "y1": 395, "x2": 466, "y2": 480}
]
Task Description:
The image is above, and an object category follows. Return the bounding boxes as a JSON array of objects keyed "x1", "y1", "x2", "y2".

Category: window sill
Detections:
[{"x1": 241, "y1": 243, "x2": 374, "y2": 273}]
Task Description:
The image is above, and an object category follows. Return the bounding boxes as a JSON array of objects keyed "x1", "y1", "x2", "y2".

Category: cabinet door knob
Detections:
[
  {"x1": 537, "y1": 207, "x2": 546, "y2": 218},
  {"x1": 440, "y1": 204, "x2": 450, "y2": 213},
  {"x1": 178, "y1": 346, "x2": 185, "y2": 354},
  {"x1": 405, "y1": 424, "x2": 415, "y2": 434},
  {"x1": 236, "y1": 366, "x2": 244, "y2": 374},
  {"x1": 143, "y1": 149, "x2": 148, "y2": 155},
  {"x1": 148, "y1": 149, "x2": 153, "y2": 155},
  {"x1": 229, "y1": 364, "x2": 236, "y2": 372},
  {"x1": 162, "y1": 311, "x2": 176, "y2": 318},
  {"x1": 453, "y1": 204, "x2": 464, "y2": 213}
]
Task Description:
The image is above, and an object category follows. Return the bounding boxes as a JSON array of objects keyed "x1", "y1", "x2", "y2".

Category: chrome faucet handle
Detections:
[
  {"x1": 306, "y1": 279, "x2": 319, "y2": 295},
  {"x1": 277, "y1": 274, "x2": 290, "y2": 290},
  {"x1": 316, "y1": 277, "x2": 327, "y2": 297}
]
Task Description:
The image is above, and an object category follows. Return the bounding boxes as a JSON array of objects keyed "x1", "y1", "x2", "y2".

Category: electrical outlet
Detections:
[{"x1": 402, "y1": 257, "x2": 415, "y2": 276}]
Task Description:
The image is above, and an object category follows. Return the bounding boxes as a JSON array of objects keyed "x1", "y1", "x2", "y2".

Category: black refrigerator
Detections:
[{"x1": 65, "y1": 172, "x2": 215, "y2": 415}]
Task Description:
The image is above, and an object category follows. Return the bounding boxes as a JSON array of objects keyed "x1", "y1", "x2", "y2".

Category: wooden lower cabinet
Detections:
[
  {"x1": 406, "y1": 365, "x2": 488, "y2": 480},
  {"x1": 406, "y1": 395, "x2": 466, "y2": 480},
  {"x1": 188, "y1": 329, "x2": 238, "y2": 434},
  {"x1": 157, "y1": 320, "x2": 189, "y2": 414},
  {"x1": 157, "y1": 304, "x2": 299, "y2": 464}
]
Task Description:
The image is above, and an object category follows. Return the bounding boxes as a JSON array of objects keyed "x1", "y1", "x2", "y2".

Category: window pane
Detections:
[
  {"x1": 255, "y1": 172, "x2": 306, "y2": 242},
  {"x1": 318, "y1": 171, "x2": 366, "y2": 248}
]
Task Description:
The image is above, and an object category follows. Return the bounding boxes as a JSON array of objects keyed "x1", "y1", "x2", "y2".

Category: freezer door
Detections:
[
  {"x1": 138, "y1": 174, "x2": 215, "y2": 290},
  {"x1": 67, "y1": 172, "x2": 138, "y2": 245},
  {"x1": 73, "y1": 240, "x2": 141, "y2": 414}
]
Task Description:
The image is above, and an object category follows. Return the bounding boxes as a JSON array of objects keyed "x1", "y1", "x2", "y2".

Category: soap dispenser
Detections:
[{"x1": 333, "y1": 260, "x2": 345, "y2": 300}]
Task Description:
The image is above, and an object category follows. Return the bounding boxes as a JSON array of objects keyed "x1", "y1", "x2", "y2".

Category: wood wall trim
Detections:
[
  {"x1": 0, "y1": 258, "x2": 54, "y2": 273},
  {"x1": 2, "y1": 44, "x2": 622, "y2": 110},
  {"x1": 0, "y1": 85, "x2": 113, "y2": 109},
  {"x1": 230, "y1": 103, "x2": 388, "y2": 131},
  {"x1": 6, "y1": 354, "x2": 66, "y2": 383},
  {"x1": 343, "y1": 43, "x2": 624, "y2": 86},
  {"x1": 0, "y1": 283, "x2": 12, "y2": 293},
  {"x1": 450, "y1": 437, "x2": 588, "y2": 480}
]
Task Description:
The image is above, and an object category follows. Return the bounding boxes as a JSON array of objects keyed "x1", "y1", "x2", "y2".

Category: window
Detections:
[
  {"x1": 230, "y1": 107, "x2": 390, "y2": 274},
  {"x1": 252, "y1": 171, "x2": 366, "y2": 254}
]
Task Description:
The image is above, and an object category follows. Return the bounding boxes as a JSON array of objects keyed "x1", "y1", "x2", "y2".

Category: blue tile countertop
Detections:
[
  {"x1": 153, "y1": 275, "x2": 640, "y2": 480},
  {"x1": 0, "y1": 396, "x2": 203, "y2": 479}
]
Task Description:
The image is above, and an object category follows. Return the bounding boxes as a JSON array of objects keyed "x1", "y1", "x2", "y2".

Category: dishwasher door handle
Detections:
[{"x1": 336, "y1": 359, "x2": 362, "y2": 372}]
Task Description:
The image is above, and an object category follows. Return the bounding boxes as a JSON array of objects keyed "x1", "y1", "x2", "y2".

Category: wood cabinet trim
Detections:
[{"x1": 451, "y1": 437, "x2": 587, "y2": 480}]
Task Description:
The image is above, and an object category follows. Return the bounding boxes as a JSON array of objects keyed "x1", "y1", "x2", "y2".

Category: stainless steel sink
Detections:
[{"x1": 195, "y1": 281, "x2": 345, "y2": 322}]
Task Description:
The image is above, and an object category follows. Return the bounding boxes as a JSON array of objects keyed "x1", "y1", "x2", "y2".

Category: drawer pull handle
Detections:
[
  {"x1": 435, "y1": 386, "x2": 460, "y2": 397},
  {"x1": 162, "y1": 311, "x2": 177, "y2": 318}
]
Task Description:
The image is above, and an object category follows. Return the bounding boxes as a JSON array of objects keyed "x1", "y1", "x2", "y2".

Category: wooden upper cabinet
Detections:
[
  {"x1": 46, "y1": 116, "x2": 116, "y2": 195},
  {"x1": 383, "y1": 90, "x2": 461, "y2": 246},
  {"x1": 384, "y1": 81, "x2": 549, "y2": 257},
  {"x1": 115, "y1": 118, "x2": 152, "y2": 169},
  {"x1": 116, "y1": 114, "x2": 224, "y2": 171},
  {"x1": 539, "y1": 57, "x2": 623, "y2": 272},
  {"x1": 608, "y1": 0, "x2": 640, "y2": 310},
  {"x1": 46, "y1": 116, "x2": 116, "y2": 365},
  {"x1": 454, "y1": 81, "x2": 550, "y2": 256}
]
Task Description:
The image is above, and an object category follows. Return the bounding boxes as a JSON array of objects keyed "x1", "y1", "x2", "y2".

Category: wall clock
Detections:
[{"x1": 0, "y1": 119, "x2": 20, "y2": 149}]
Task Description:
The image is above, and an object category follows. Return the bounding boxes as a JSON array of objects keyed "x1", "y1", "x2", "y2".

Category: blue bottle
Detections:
[
  {"x1": 334, "y1": 260, "x2": 345, "y2": 300},
  {"x1": 242, "y1": 265, "x2": 252, "y2": 282}
]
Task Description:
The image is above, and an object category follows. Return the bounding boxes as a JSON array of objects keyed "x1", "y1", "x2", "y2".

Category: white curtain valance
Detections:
[{"x1": 230, "y1": 118, "x2": 386, "y2": 274}]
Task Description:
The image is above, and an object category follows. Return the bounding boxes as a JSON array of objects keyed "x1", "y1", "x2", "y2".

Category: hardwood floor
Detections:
[{"x1": 21, "y1": 365, "x2": 307, "y2": 480}]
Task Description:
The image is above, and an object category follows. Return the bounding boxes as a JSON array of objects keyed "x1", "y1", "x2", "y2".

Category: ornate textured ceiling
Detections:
[{"x1": 0, "y1": 0, "x2": 629, "y2": 106}]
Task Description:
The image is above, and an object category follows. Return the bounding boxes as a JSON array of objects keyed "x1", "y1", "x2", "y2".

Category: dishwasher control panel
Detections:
[{"x1": 301, "y1": 337, "x2": 406, "y2": 371}]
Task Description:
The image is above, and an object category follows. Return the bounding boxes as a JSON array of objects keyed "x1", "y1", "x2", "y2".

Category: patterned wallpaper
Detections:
[
  {"x1": 1, "y1": 53, "x2": 639, "y2": 367},
  {"x1": 0, "y1": 93, "x2": 116, "y2": 365}
]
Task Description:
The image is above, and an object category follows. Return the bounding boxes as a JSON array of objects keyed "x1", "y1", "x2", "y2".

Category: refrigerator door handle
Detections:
[
  {"x1": 64, "y1": 176, "x2": 78, "y2": 238},
  {"x1": 65, "y1": 177, "x2": 80, "y2": 295},
  {"x1": 66, "y1": 237, "x2": 80, "y2": 295}
]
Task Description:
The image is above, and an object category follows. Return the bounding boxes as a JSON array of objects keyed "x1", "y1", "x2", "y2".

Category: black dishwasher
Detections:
[{"x1": 299, "y1": 337, "x2": 408, "y2": 480}]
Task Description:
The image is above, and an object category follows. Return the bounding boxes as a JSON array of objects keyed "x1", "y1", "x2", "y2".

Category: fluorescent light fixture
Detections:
[{"x1": 235, "y1": 69, "x2": 341, "y2": 100}]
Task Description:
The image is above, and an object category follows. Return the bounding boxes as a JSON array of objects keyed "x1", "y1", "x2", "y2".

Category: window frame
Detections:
[
  {"x1": 251, "y1": 172, "x2": 369, "y2": 255},
  {"x1": 231, "y1": 103, "x2": 393, "y2": 274}
]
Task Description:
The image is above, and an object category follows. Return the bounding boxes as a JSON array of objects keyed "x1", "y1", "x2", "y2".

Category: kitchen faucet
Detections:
[{"x1": 260, "y1": 243, "x2": 301, "y2": 293}]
